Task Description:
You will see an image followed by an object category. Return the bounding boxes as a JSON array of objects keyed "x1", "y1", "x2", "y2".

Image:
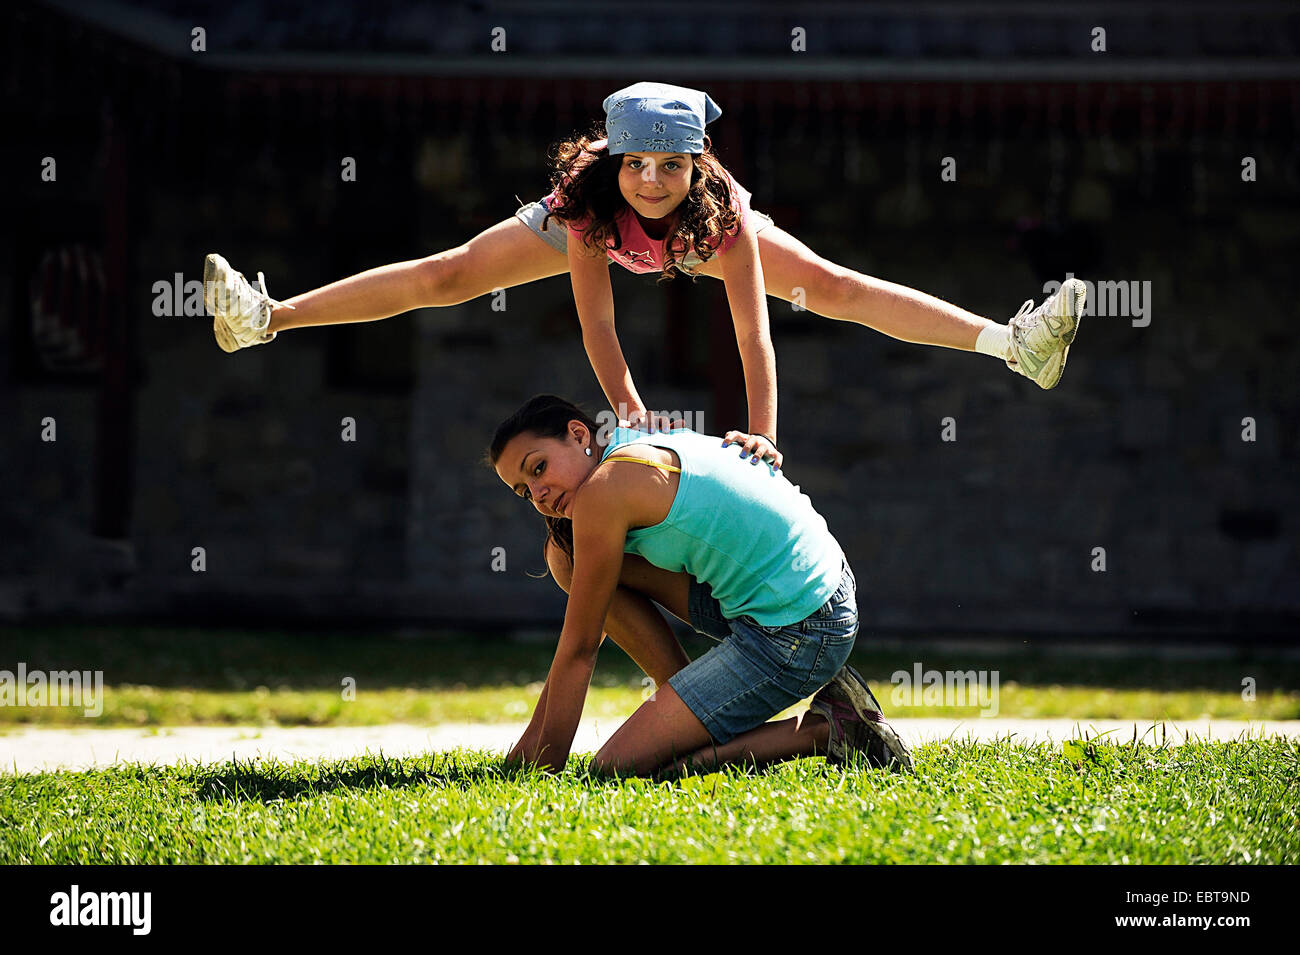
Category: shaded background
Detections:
[{"x1": 2, "y1": 0, "x2": 1298, "y2": 642}]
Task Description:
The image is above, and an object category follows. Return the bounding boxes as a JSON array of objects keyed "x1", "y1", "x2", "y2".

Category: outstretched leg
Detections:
[
  {"x1": 690, "y1": 224, "x2": 1000, "y2": 353},
  {"x1": 264, "y1": 217, "x2": 570, "y2": 333},
  {"x1": 691, "y1": 223, "x2": 1084, "y2": 387}
]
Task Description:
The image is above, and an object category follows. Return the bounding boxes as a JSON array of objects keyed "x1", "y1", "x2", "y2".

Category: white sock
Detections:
[{"x1": 975, "y1": 324, "x2": 1011, "y2": 361}]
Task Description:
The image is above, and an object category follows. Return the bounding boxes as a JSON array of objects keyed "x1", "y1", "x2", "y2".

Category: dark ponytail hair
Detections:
[{"x1": 486, "y1": 394, "x2": 605, "y2": 564}]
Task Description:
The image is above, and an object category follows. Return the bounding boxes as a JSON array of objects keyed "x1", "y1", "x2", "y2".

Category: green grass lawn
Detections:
[
  {"x1": 3, "y1": 736, "x2": 1296, "y2": 864},
  {"x1": 1, "y1": 625, "x2": 1297, "y2": 727}
]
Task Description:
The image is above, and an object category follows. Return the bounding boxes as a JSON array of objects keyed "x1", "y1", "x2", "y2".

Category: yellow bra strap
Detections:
[{"x1": 603, "y1": 454, "x2": 682, "y2": 474}]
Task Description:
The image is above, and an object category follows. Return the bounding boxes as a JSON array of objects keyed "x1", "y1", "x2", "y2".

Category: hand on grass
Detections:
[{"x1": 504, "y1": 739, "x2": 561, "y2": 775}]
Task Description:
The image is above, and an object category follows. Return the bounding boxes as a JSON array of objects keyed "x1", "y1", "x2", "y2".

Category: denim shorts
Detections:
[
  {"x1": 513, "y1": 198, "x2": 775, "y2": 273},
  {"x1": 666, "y1": 558, "x2": 859, "y2": 745}
]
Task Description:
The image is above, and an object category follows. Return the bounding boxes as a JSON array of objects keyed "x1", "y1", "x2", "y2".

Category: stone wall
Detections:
[{"x1": 1, "y1": 36, "x2": 1296, "y2": 638}]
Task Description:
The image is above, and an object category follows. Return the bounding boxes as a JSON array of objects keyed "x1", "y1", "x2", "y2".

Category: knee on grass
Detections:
[
  {"x1": 588, "y1": 746, "x2": 664, "y2": 780},
  {"x1": 586, "y1": 752, "x2": 631, "y2": 779}
]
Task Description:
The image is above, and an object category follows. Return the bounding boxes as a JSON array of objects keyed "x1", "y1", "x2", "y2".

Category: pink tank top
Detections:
[{"x1": 541, "y1": 138, "x2": 754, "y2": 274}]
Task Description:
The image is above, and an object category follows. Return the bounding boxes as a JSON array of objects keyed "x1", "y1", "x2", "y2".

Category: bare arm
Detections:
[
  {"x1": 508, "y1": 534, "x2": 694, "y2": 767},
  {"x1": 719, "y1": 218, "x2": 781, "y2": 467},
  {"x1": 521, "y1": 481, "x2": 630, "y2": 773},
  {"x1": 507, "y1": 677, "x2": 551, "y2": 767},
  {"x1": 568, "y1": 235, "x2": 649, "y2": 424}
]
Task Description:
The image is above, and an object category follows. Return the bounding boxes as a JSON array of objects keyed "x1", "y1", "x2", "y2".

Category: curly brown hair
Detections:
[{"x1": 540, "y1": 123, "x2": 742, "y2": 285}]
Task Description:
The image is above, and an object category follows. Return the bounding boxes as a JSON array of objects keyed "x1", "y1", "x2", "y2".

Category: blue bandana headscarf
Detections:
[{"x1": 602, "y1": 81, "x2": 722, "y2": 155}]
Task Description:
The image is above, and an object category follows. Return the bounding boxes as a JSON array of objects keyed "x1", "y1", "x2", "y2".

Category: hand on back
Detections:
[
  {"x1": 621, "y1": 409, "x2": 687, "y2": 433},
  {"x1": 721, "y1": 430, "x2": 782, "y2": 471}
]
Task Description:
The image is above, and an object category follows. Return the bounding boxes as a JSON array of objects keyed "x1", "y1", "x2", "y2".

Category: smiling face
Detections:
[
  {"x1": 494, "y1": 421, "x2": 599, "y2": 520},
  {"x1": 617, "y1": 151, "x2": 694, "y2": 220}
]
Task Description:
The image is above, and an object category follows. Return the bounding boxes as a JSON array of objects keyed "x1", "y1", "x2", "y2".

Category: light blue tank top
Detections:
[{"x1": 600, "y1": 427, "x2": 845, "y2": 626}]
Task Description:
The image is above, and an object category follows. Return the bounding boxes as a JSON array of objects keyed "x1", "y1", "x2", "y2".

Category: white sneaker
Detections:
[
  {"x1": 204, "y1": 253, "x2": 293, "y2": 353},
  {"x1": 1006, "y1": 277, "x2": 1086, "y2": 389}
]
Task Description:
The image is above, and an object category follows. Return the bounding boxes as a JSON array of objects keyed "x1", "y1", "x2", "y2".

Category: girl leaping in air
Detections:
[{"x1": 205, "y1": 81, "x2": 1085, "y2": 467}]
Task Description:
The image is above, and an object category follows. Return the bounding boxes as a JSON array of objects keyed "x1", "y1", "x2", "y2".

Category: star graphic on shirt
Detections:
[{"x1": 620, "y1": 248, "x2": 655, "y2": 266}]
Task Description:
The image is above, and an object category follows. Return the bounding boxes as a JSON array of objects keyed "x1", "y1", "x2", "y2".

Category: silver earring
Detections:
[{"x1": 585, "y1": 447, "x2": 592, "y2": 456}]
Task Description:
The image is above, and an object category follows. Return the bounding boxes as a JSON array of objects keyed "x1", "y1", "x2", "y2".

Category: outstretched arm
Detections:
[
  {"x1": 568, "y1": 236, "x2": 650, "y2": 425},
  {"x1": 719, "y1": 218, "x2": 782, "y2": 468}
]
